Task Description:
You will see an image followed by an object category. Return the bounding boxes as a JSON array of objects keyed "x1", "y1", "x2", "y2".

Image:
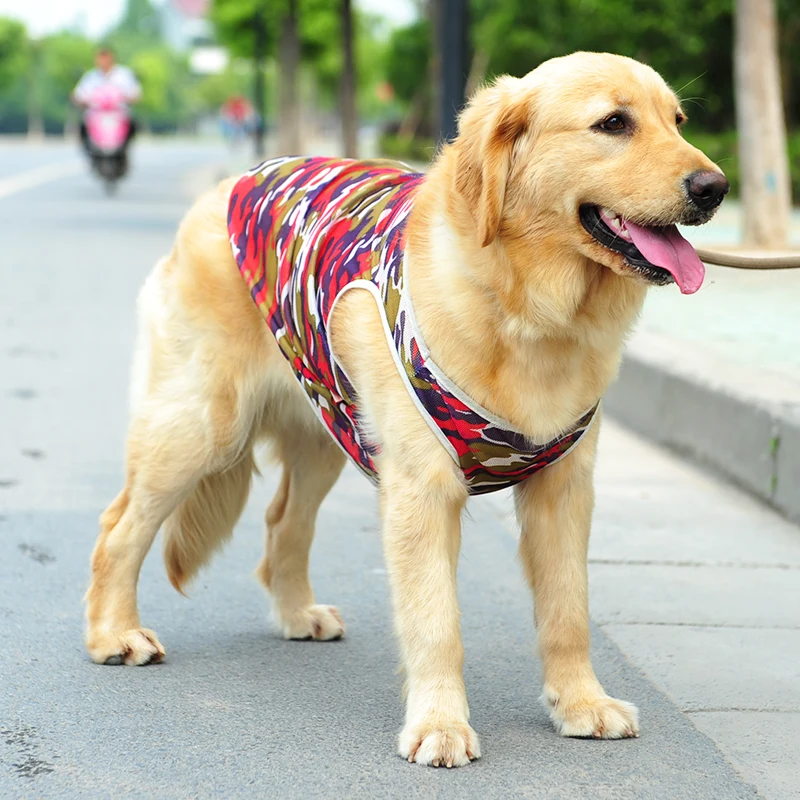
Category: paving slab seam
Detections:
[
  {"x1": 590, "y1": 558, "x2": 800, "y2": 570},
  {"x1": 599, "y1": 621, "x2": 800, "y2": 630},
  {"x1": 688, "y1": 708, "x2": 800, "y2": 714}
]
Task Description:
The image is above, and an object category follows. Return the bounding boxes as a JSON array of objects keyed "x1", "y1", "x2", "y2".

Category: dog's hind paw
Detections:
[
  {"x1": 86, "y1": 628, "x2": 165, "y2": 666},
  {"x1": 279, "y1": 604, "x2": 345, "y2": 641}
]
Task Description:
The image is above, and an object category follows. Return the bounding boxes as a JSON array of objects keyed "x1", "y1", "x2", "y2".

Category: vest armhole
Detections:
[{"x1": 326, "y1": 280, "x2": 462, "y2": 470}]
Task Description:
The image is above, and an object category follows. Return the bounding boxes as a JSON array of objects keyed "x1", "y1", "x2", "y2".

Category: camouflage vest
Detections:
[{"x1": 228, "y1": 156, "x2": 598, "y2": 495}]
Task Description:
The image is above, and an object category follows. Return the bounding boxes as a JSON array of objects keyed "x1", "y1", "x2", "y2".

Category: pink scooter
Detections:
[{"x1": 83, "y1": 84, "x2": 132, "y2": 194}]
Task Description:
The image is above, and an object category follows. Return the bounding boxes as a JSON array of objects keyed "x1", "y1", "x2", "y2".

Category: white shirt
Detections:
[{"x1": 73, "y1": 65, "x2": 141, "y2": 105}]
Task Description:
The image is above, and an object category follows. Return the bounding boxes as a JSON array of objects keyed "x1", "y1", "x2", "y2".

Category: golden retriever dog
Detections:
[{"x1": 85, "y1": 52, "x2": 728, "y2": 767}]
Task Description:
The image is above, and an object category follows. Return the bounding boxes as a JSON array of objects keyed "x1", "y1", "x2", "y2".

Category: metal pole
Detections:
[
  {"x1": 438, "y1": 0, "x2": 469, "y2": 143},
  {"x1": 253, "y1": 8, "x2": 267, "y2": 159}
]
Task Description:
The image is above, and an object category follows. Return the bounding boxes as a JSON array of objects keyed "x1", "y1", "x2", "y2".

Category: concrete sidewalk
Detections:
[
  {"x1": 488, "y1": 417, "x2": 800, "y2": 800},
  {"x1": 597, "y1": 206, "x2": 800, "y2": 799},
  {"x1": 589, "y1": 425, "x2": 800, "y2": 800},
  {"x1": 606, "y1": 205, "x2": 800, "y2": 523}
]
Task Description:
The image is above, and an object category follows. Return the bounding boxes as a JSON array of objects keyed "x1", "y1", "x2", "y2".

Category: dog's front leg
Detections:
[
  {"x1": 381, "y1": 463, "x2": 480, "y2": 768},
  {"x1": 515, "y1": 418, "x2": 639, "y2": 739}
]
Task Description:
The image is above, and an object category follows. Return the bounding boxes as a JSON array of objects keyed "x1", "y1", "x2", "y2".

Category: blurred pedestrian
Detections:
[{"x1": 220, "y1": 95, "x2": 256, "y2": 151}]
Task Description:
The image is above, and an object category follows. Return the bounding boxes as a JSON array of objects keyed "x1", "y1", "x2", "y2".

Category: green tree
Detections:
[
  {"x1": 383, "y1": 18, "x2": 434, "y2": 137},
  {"x1": 37, "y1": 31, "x2": 96, "y2": 130},
  {"x1": 778, "y1": 0, "x2": 800, "y2": 127},
  {"x1": 300, "y1": 0, "x2": 342, "y2": 101},
  {"x1": 211, "y1": 0, "x2": 283, "y2": 59},
  {"x1": 210, "y1": 0, "x2": 387, "y2": 154},
  {"x1": 195, "y1": 60, "x2": 253, "y2": 110},
  {"x1": 355, "y1": 15, "x2": 394, "y2": 120},
  {"x1": 40, "y1": 31, "x2": 95, "y2": 103},
  {"x1": 0, "y1": 17, "x2": 29, "y2": 92},
  {"x1": 102, "y1": 0, "x2": 198, "y2": 131},
  {"x1": 469, "y1": 0, "x2": 737, "y2": 130},
  {"x1": 386, "y1": 19, "x2": 429, "y2": 105},
  {"x1": 107, "y1": 0, "x2": 162, "y2": 56},
  {"x1": 131, "y1": 47, "x2": 187, "y2": 126},
  {"x1": 211, "y1": 0, "x2": 341, "y2": 97}
]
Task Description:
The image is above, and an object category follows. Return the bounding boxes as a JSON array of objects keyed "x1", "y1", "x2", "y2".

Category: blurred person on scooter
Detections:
[{"x1": 72, "y1": 47, "x2": 141, "y2": 174}]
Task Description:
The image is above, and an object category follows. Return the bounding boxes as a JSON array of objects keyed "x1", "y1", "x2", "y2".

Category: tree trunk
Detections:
[
  {"x1": 734, "y1": 0, "x2": 791, "y2": 248},
  {"x1": 277, "y1": 0, "x2": 301, "y2": 155},
  {"x1": 398, "y1": 88, "x2": 426, "y2": 140},
  {"x1": 340, "y1": 0, "x2": 357, "y2": 158},
  {"x1": 427, "y1": 0, "x2": 441, "y2": 141},
  {"x1": 27, "y1": 42, "x2": 44, "y2": 140},
  {"x1": 252, "y1": 9, "x2": 267, "y2": 159},
  {"x1": 465, "y1": 48, "x2": 489, "y2": 101},
  {"x1": 26, "y1": 101, "x2": 44, "y2": 141}
]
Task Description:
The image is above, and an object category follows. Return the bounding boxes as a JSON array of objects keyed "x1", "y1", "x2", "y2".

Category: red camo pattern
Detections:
[{"x1": 228, "y1": 156, "x2": 598, "y2": 495}]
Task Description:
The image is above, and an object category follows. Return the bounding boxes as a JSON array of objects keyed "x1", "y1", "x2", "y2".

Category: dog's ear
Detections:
[{"x1": 454, "y1": 78, "x2": 531, "y2": 247}]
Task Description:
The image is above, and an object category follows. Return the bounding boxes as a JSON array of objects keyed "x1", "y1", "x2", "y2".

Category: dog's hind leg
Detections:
[
  {"x1": 85, "y1": 386, "x2": 261, "y2": 665},
  {"x1": 85, "y1": 432, "x2": 198, "y2": 665},
  {"x1": 255, "y1": 426, "x2": 346, "y2": 640},
  {"x1": 85, "y1": 244, "x2": 265, "y2": 665}
]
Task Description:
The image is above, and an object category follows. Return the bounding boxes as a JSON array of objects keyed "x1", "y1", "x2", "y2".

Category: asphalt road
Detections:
[{"x1": 0, "y1": 141, "x2": 761, "y2": 798}]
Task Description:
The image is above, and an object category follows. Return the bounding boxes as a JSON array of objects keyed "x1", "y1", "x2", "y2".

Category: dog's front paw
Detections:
[
  {"x1": 543, "y1": 684, "x2": 639, "y2": 739},
  {"x1": 279, "y1": 604, "x2": 345, "y2": 641},
  {"x1": 399, "y1": 720, "x2": 481, "y2": 767},
  {"x1": 86, "y1": 627, "x2": 165, "y2": 666}
]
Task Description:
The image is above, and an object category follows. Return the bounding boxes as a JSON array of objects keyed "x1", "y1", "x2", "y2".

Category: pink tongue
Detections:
[{"x1": 623, "y1": 220, "x2": 705, "y2": 294}]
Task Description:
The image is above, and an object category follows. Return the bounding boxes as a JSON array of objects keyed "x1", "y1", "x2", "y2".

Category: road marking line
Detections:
[{"x1": 0, "y1": 161, "x2": 82, "y2": 201}]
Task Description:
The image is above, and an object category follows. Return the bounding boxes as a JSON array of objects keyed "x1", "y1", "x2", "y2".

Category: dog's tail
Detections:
[{"x1": 163, "y1": 449, "x2": 256, "y2": 594}]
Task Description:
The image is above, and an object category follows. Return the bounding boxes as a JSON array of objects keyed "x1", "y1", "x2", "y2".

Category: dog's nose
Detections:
[{"x1": 685, "y1": 170, "x2": 730, "y2": 211}]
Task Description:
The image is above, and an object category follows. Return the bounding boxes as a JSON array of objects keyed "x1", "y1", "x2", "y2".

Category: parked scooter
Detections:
[{"x1": 83, "y1": 84, "x2": 132, "y2": 195}]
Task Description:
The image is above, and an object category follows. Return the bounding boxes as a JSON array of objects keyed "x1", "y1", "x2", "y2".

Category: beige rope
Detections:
[{"x1": 695, "y1": 247, "x2": 800, "y2": 270}]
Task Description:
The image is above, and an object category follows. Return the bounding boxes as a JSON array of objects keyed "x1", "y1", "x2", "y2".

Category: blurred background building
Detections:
[{"x1": 161, "y1": 0, "x2": 212, "y2": 51}]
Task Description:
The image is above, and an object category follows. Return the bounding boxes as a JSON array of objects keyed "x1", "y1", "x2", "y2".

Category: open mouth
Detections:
[{"x1": 579, "y1": 205, "x2": 705, "y2": 294}]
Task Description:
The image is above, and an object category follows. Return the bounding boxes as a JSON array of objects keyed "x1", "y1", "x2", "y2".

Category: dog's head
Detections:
[{"x1": 452, "y1": 52, "x2": 728, "y2": 295}]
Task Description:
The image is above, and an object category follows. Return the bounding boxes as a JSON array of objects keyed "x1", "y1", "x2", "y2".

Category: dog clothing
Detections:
[{"x1": 228, "y1": 156, "x2": 598, "y2": 494}]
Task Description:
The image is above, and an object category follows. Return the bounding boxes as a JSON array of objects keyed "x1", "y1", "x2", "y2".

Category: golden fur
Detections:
[{"x1": 85, "y1": 52, "x2": 724, "y2": 767}]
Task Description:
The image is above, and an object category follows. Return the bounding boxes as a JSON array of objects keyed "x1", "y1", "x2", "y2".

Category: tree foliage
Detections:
[
  {"x1": 381, "y1": 0, "x2": 800, "y2": 133},
  {"x1": 107, "y1": 0, "x2": 163, "y2": 55},
  {"x1": 470, "y1": 0, "x2": 736, "y2": 129},
  {"x1": 210, "y1": 0, "x2": 391, "y2": 113},
  {"x1": 195, "y1": 59, "x2": 253, "y2": 110},
  {"x1": 39, "y1": 32, "x2": 96, "y2": 103},
  {"x1": 385, "y1": 19, "x2": 429, "y2": 105},
  {"x1": 131, "y1": 47, "x2": 195, "y2": 125},
  {"x1": 37, "y1": 32, "x2": 96, "y2": 128},
  {"x1": 0, "y1": 6, "x2": 198, "y2": 133},
  {"x1": 0, "y1": 17, "x2": 29, "y2": 92},
  {"x1": 0, "y1": 26, "x2": 97, "y2": 132},
  {"x1": 211, "y1": 0, "x2": 341, "y2": 85}
]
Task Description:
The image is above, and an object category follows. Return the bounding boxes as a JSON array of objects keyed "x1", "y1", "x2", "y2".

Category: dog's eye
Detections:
[
  {"x1": 676, "y1": 113, "x2": 686, "y2": 127},
  {"x1": 598, "y1": 114, "x2": 627, "y2": 133}
]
